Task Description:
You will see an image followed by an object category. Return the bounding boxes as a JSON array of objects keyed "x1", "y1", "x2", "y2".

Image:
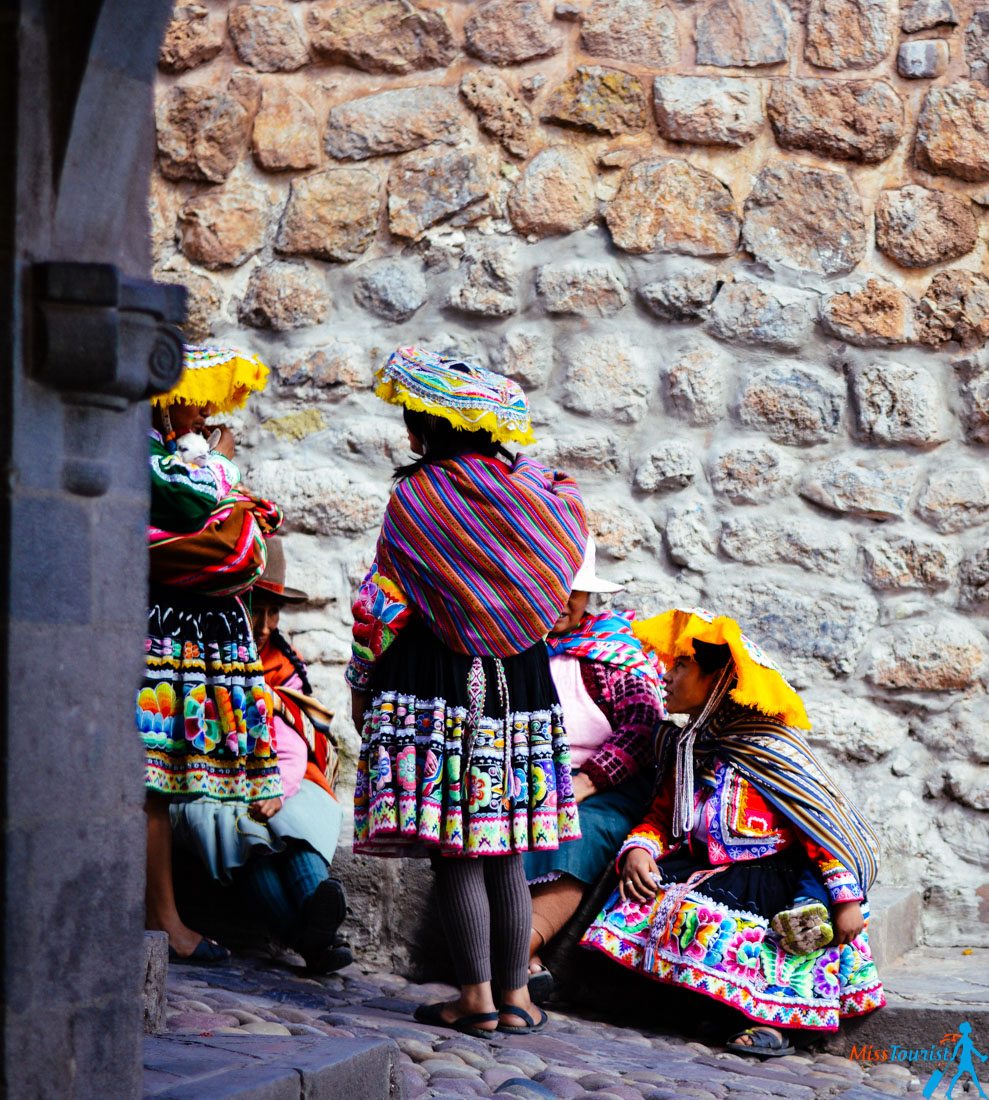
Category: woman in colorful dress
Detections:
[
  {"x1": 581, "y1": 608, "x2": 885, "y2": 1055},
  {"x1": 170, "y1": 537, "x2": 350, "y2": 972},
  {"x1": 348, "y1": 347, "x2": 587, "y2": 1036},
  {"x1": 524, "y1": 536, "x2": 667, "y2": 1003},
  {"x1": 139, "y1": 345, "x2": 283, "y2": 963}
]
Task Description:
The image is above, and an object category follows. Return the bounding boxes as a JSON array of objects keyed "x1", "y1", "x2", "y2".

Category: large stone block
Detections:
[
  {"x1": 767, "y1": 79, "x2": 903, "y2": 163},
  {"x1": 542, "y1": 66, "x2": 648, "y2": 135},
  {"x1": 916, "y1": 460, "x2": 989, "y2": 533},
  {"x1": 159, "y1": 4, "x2": 224, "y2": 73},
  {"x1": 720, "y1": 515, "x2": 856, "y2": 575},
  {"x1": 586, "y1": 501, "x2": 657, "y2": 559},
  {"x1": 306, "y1": 0, "x2": 456, "y2": 74},
  {"x1": 665, "y1": 500, "x2": 717, "y2": 571},
  {"x1": 276, "y1": 167, "x2": 380, "y2": 262},
  {"x1": 498, "y1": 330, "x2": 554, "y2": 390},
  {"x1": 535, "y1": 429, "x2": 627, "y2": 475},
  {"x1": 664, "y1": 341, "x2": 731, "y2": 424},
  {"x1": 252, "y1": 86, "x2": 321, "y2": 172},
  {"x1": 448, "y1": 239, "x2": 520, "y2": 317},
  {"x1": 850, "y1": 362, "x2": 948, "y2": 447},
  {"x1": 633, "y1": 442, "x2": 699, "y2": 493},
  {"x1": 177, "y1": 181, "x2": 269, "y2": 269},
  {"x1": 866, "y1": 616, "x2": 989, "y2": 691},
  {"x1": 354, "y1": 259, "x2": 427, "y2": 323},
  {"x1": 154, "y1": 264, "x2": 222, "y2": 342},
  {"x1": 708, "y1": 442, "x2": 797, "y2": 503},
  {"x1": 875, "y1": 186, "x2": 977, "y2": 268},
  {"x1": 915, "y1": 82, "x2": 989, "y2": 182},
  {"x1": 901, "y1": 0, "x2": 957, "y2": 32},
  {"x1": 238, "y1": 261, "x2": 330, "y2": 330},
  {"x1": 737, "y1": 363, "x2": 845, "y2": 445},
  {"x1": 912, "y1": 698, "x2": 989, "y2": 762},
  {"x1": 276, "y1": 339, "x2": 370, "y2": 398},
  {"x1": 916, "y1": 270, "x2": 989, "y2": 347},
  {"x1": 248, "y1": 461, "x2": 387, "y2": 536},
  {"x1": 953, "y1": 351, "x2": 989, "y2": 444},
  {"x1": 228, "y1": 4, "x2": 309, "y2": 72},
  {"x1": 695, "y1": 0, "x2": 790, "y2": 66},
  {"x1": 965, "y1": 10, "x2": 989, "y2": 82},
  {"x1": 804, "y1": 693, "x2": 905, "y2": 762},
  {"x1": 742, "y1": 163, "x2": 866, "y2": 275},
  {"x1": 862, "y1": 534, "x2": 958, "y2": 590},
  {"x1": 959, "y1": 546, "x2": 989, "y2": 609},
  {"x1": 640, "y1": 270, "x2": 720, "y2": 322},
  {"x1": 156, "y1": 83, "x2": 252, "y2": 183},
  {"x1": 580, "y1": 0, "x2": 679, "y2": 66},
  {"x1": 388, "y1": 148, "x2": 492, "y2": 239},
  {"x1": 898, "y1": 39, "x2": 950, "y2": 79},
  {"x1": 653, "y1": 76, "x2": 765, "y2": 147},
  {"x1": 464, "y1": 0, "x2": 562, "y2": 65},
  {"x1": 324, "y1": 87, "x2": 462, "y2": 161},
  {"x1": 820, "y1": 278, "x2": 914, "y2": 347},
  {"x1": 561, "y1": 334, "x2": 652, "y2": 423},
  {"x1": 800, "y1": 455, "x2": 917, "y2": 519},
  {"x1": 460, "y1": 71, "x2": 533, "y2": 159},
  {"x1": 706, "y1": 279, "x2": 817, "y2": 350},
  {"x1": 805, "y1": 0, "x2": 893, "y2": 69},
  {"x1": 705, "y1": 579, "x2": 878, "y2": 677},
  {"x1": 606, "y1": 158, "x2": 739, "y2": 256},
  {"x1": 507, "y1": 147, "x2": 596, "y2": 237},
  {"x1": 536, "y1": 260, "x2": 629, "y2": 316}
]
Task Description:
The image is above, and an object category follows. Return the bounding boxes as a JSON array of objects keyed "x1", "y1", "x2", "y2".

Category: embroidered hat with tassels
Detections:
[
  {"x1": 151, "y1": 343, "x2": 269, "y2": 415},
  {"x1": 632, "y1": 607, "x2": 811, "y2": 730},
  {"x1": 374, "y1": 346, "x2": 536, "y2": 446}
]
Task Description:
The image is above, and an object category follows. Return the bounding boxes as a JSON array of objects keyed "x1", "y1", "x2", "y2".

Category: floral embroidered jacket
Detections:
[{"x1": 619, "y1": 757, "x2": 865, "y2": 905}]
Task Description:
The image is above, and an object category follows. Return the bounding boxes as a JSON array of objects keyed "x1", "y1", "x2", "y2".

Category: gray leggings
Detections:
[{"x1": 432, "y1": 854, "x2": 531, "y2": 992}]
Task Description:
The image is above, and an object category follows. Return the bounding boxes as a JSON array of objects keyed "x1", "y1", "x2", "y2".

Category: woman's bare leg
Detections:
[
  {"x1": 145, "y1": 794, "x2": 206, "y2": 956},
  {"x1": 528, "y1": 877, "x2": 584, "y2": 971}
]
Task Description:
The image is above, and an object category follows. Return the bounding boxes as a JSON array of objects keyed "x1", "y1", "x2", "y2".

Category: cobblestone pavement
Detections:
[{"x1": 164, "y1": 954, "x2": 925, "y2": 1099}]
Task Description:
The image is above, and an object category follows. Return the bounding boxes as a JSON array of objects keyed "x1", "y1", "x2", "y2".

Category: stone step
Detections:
[
  {"x1": 866, "y1": 887, "x2": 923, "y2": 971},
  {"x1": 144, "y1": 932, "x2": 169, "y2": 1036},
  {"x1": 144, "y1": 1033, "x2": 401, "y2": 1098},
  {"x1": 823, "y1": 946, "x2": 989, "y2": 1059}
]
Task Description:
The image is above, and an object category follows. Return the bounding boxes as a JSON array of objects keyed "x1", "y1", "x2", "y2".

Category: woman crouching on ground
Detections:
[
  {"x1": 582, "y1": 608, "x2": 885, "y2": 1056},
  {"x1": 348, "y1": 347, "x2": 587, "y2": 1037},
  {"x1": 524, "y1": 537, "x2": 666, "y2": 1002}
]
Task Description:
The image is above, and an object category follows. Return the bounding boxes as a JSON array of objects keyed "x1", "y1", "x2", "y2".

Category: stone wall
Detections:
[{"x1": 151, "y1": 0, "x2": 989, "y2": 965}]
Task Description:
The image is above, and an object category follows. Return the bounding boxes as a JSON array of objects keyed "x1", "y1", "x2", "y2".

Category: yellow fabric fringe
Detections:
[
  {"x1": 373, "y1": 379, "x2": 537, "y2": 447},
  {"x1": 150, "y1": 352, "x2": 269, "y2": 415},
  {"x1": 633, "y1": 609, "x2": 811, "y2": 729}
]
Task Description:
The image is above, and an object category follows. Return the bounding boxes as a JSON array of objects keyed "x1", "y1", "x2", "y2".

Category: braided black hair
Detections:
[{"x1": 269, "y1": 628, "x2": 312, "y2": 695}]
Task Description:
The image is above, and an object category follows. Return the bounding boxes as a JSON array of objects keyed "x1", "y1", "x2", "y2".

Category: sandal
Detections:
[
  {"x1": 168, "y1": 937, "x2": 231, "y2": 966},
  {"x1": 413, "y1": 1002, "x2": 500, "y2": 1039},
  {"x1": 527, "y1": 964, "x2": 555, "y2": 1006},
  {"x1": 726, "y1": 1027, "x2": 795, "y2": 1059},
  {"x1": 497, "y1": 1005, "x2": 548, "y2": 1035}
]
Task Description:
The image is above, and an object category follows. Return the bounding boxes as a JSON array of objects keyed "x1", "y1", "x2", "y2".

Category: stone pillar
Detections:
[{"x1": 0, "y1": 2, "x2": 179, "y2": 1094}]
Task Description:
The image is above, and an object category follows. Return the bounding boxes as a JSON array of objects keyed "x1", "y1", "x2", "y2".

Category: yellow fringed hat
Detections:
[
  {"x1": 633, "y1": 607, "x2": 811, "y2": 729},
  {"x1": 374, "y1": 346, "x2": 536, "y2": 446},
  {"x1": 150, "y1": 344, "x2": 270, "y2": 415}
]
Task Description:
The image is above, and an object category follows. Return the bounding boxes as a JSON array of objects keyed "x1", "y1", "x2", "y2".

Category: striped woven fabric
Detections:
[
  {"x1": 660, "y1": 700, "x2": 880, "y2": 893},
  {"x1": 379, "y1": 453, "x2": 587, "y2": 657}
]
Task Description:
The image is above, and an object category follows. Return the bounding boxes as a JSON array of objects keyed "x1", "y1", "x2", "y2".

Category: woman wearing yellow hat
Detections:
[{"x1": 581, "y1": 608, "x2": 885, "y2": 1056}]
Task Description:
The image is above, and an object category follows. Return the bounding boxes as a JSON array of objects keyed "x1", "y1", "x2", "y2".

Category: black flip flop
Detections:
[
  {"x1": 168, "y1": 937, "x2": 231, "y2": 966},
  {"x1": 497, "y1": 1005, "x2": 548, "y2": 1035},
  {"x1": 726, "y1": 1027, "x2": 795, "y2": 1058},
  {"x1": 527, "y1": 965, "x2": 555, "y2": 1006},
  {"x1": 413, "y1": 1002, "x2": 500, "y2": 1039}
]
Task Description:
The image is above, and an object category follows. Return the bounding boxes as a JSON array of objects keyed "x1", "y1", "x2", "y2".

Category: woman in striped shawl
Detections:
[
  {"x1": 581, "y1": 608, "x2": 885, "y2": 1056},
  {"x1": 347, "y1": 347, "x2": 588, "y2": 1037}
]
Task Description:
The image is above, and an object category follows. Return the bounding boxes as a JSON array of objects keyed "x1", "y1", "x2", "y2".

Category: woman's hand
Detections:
[
  {"x1": 619, "y1": 847, "x2": 660, "y2": 903},
  {"x1": 212, "y1": 425, "x2": 236, "y2": 459},
  {"x1": 572, "y1": 772, "x2": 599, "y2": 804},
  {"x1": 833, "y1": 901, "x2": 865, "y2": 945},
  {"x1": 351, "y1": 689, "x2": 372, "y2": 731},
  {"x1": 248, "y1": 797, "x2": 283, "y2": 822}
]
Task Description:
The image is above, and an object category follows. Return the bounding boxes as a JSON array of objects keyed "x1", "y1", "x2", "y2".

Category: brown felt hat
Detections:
[{"x1": 254, "y1": 537, "x2": 308, "y2": 604}]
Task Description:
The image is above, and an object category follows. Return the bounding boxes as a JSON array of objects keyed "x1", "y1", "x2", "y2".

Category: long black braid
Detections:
[{"x1": 269, "y1": 628, "x2": 312, "y2": 695}]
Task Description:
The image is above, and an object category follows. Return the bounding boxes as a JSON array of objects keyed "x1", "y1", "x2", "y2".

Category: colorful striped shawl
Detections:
[
  {"x1": 658, "y1": 700, "x2": 880, "y2": 893},
  {"x1": 546, "y1": 610, "x2": 663, "y2": 685},
  {"x1": 379, "y1": 453, "x2": 587, "y2": 657}
]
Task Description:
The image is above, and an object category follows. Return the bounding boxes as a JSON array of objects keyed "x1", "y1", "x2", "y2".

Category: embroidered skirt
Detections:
[
  {"x1": 354, "y1": 621, "x2": 581, "y2": 858},
  {"x1": 581, "y1": 849, "x2": 885, "y2": 1032},
  {"x1": 138, "y1": 585, "x2": 282, "y2": 803}
]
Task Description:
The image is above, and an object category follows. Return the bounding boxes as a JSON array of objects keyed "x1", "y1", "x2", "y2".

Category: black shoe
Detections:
[
  {"x1": 297, "y1": 878, "x2": 347, "y2": 967},
  {"x1": 304, "y1": 935, "x2": 354, "y2": 975},
  {"x1": 527, "y1": 965, "x2": 555, "y2": 1005}
]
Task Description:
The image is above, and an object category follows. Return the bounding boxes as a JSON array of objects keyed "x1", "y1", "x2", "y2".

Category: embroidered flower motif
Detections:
[
  {"x1": 722, "y1": 928, "x2": 765, "y2": 979},
  {"x1": 681, "y1": 906, "x2": 732, "y2": 964},
  {"x1": 812, "y1": 951, "x2": 840, "y2": 998},
  {"x1": 511, "y1": 767, "x2": 528, "y2": 805},
  {"x1": 374, "y1": 747, "x2": 393, "y2": 791},
  {"x1": 468, "y1": 771, "x2": 492, "y2": 813},
  {"x1": 396, "y1": 747, "x2": 417, "y2": 791}
]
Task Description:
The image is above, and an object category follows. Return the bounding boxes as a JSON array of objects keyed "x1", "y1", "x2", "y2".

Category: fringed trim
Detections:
[{"x1": 151, "y1": 345, "x2": 269, "y2": 414}]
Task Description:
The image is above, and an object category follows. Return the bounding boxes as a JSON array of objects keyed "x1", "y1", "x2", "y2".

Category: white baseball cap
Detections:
[{"x1": 571, "y1": 536, "x2": 623, "y2": 594}]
